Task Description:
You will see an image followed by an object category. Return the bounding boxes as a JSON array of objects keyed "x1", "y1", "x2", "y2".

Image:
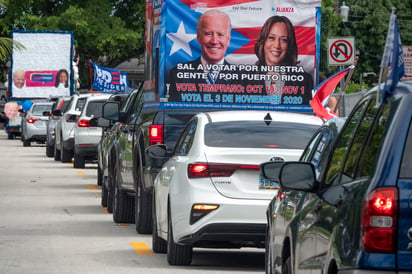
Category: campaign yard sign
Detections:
[
  {"x1": 144, "y1": 0, "x2": 321, "y2": 112},
  {"x1": 10, "y1": 31, "x2": 74, "y2": 99}
]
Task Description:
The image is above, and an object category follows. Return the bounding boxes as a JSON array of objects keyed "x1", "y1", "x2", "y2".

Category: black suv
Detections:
[{"x1": 102, "y1": 86, "x2": 199, "y2": 234}]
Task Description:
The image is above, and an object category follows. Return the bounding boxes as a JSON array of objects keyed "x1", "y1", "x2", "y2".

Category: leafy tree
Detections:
[{"x1": 0, "y1": 0, "x2": 144, "y2": 88}]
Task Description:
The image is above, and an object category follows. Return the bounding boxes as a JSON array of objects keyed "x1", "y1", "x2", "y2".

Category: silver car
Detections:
[
  {"x1": 73, "y1": 93, "x2": 111, "y2": 168},
  {"x1": 21, "y1": 101, "x2": 54, "y2": 147},
  {"x1": 45, "y1": 96, "x2": 71, "y2": 157},
  {"x1": 53, "y1": 93, "x2": 91, "y2": 162}
]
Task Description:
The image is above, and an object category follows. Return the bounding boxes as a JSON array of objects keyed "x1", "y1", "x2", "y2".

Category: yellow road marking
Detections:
[
  {"x1": 130, "y1": 242, "x2": 153, "y2": 255},
  {"x1": 87, "y1": 185, "x2": 98, "y2": 190},
  {"x1": 76, "y1": 171, "x2": 86, "y2": 175}
]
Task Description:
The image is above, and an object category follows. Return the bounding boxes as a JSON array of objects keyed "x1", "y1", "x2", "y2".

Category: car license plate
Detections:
[{"x1": 259, "y1": 175, "x2": 279, "y2": 190}]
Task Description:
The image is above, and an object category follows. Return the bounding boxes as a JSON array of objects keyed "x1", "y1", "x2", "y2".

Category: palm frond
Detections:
[{"x1": 0, "y1": 37, "x2": 25, "y2": 60}]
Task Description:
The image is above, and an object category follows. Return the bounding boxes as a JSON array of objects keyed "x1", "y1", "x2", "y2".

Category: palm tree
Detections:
[{"x1": 0, "y1": 0, "x2": 24, "y2": 60}]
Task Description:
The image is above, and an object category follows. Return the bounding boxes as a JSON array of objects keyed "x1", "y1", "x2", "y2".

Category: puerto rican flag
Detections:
[
  {"x1": 163, "y1": 0, "x2": 321, "y2": 76},
  {"x1": 311, "y1": 66, "x2": 353, "y2": 120}
]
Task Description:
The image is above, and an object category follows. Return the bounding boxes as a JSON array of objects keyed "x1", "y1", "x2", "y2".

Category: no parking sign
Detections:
[{"x1": 328, "y1": 37, "x2": 355, "y2": 66}]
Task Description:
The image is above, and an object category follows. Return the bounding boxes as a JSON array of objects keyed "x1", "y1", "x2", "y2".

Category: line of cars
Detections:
[
  {"x1": 14, "y1": 92, "x2": 118, "y2": 172},
  {"x1": 94, "y1": 84, "x2": 327, "y2": 266},
  {"x1": 95, "y1": 81, "x2": 412, "y2": 273}
]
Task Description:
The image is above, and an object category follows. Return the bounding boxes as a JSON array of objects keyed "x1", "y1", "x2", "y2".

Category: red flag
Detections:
[{"x1": 311, "y1": 67, "x2": 352, "y2": 120}]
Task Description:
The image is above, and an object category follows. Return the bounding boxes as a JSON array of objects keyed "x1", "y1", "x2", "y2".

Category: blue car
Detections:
[{"x1": 261, "y1": 81, "x2": 412, "y2": 274}]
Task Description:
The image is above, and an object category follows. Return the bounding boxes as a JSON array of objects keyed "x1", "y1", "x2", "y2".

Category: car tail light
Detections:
[
  {"x1": 361, "y1": 187, "x2": 398, "y2": 253},
  {"x1": 187, "y1": 162, "x2": 259, "y2": 178},
  {"x1": 149, "y1": 125, "x2": 163, "y2": 145},
  {"x1": 27, "y1": 118, "x2": 40, "y2": 124},
  {"x1": 77, "y1": 119, "x2": 90, "y2": 127}
]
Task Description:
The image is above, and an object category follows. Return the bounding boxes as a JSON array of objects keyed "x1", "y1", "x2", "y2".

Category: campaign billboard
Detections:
[
  {"x1": 10, "y1": 31, "x2": 74, "y2": 99},
  {"x1": 144, "y1": 0, "x2": 321, "y2": 111}
]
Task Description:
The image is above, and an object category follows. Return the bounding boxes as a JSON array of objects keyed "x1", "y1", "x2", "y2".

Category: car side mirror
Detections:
[
  {"x1": 52, "y1": 109, "x2": 62, "y2": 116},
  {"x1": 279, "y1": 162, "x2": 318, "y2": 192},
  {"x1": 146, "y1": 144, "x2": 169, "y2": 169},
  {"x1": 95, "y1": 117, "x2": 110, "y2": 128},
  {"x1": 260, "y1": 161, "x2": 284, "y2": 181},
  {"x1": 102, "y1": 101, "x2": 120, "y2": 121}
]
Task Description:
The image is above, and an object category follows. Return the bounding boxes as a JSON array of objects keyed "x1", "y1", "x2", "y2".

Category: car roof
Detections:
[{"x1": 199, "y1": 110, "x2": 323, "y2": 125}]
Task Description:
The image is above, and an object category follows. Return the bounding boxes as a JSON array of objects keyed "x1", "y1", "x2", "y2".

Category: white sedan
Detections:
[{"x1": 151, "y1": 110, "x2": 323, "y2": 265}]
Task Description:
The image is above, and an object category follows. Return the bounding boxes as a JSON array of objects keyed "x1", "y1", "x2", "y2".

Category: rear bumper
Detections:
[
  {"x1": 178, "y1": 223, "x2": 266, "y2": 248},
  {"x1": 75, "y1": 144, "x2": 98, "y2": 158}
]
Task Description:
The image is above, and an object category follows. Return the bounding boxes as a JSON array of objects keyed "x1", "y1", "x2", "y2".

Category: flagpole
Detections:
[
  {"x1": 377, "y1": 7, "x2": 397, "y2": 104},
  {"x1": 333, "y1": 56, "x2": 358, "y2": 113}
]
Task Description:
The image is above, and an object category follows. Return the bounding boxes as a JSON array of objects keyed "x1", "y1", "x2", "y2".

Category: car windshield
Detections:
[
  {"x1": 204, "y1": 121, "x2": 319, "y2": 149},
  {"x1": 85, "y1": 100, "x2": 106, "y2": 117},
  {"x1": 32, "y1": 104, "x2": 52, "y2": 115}
]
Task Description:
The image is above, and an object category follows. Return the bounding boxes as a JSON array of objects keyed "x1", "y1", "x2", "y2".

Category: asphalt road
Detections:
[{"x1": 0, "y1": 131, "x2": 265, "y2": 274}]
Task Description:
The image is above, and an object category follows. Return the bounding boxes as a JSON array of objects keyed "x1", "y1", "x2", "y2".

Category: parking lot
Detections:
[{"x1": 0, "y1": 131, "x2": 264, "y2": 274}]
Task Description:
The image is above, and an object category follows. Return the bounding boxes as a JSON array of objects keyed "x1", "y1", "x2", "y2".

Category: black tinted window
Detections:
[
  {"x1": 175, "y1": 120, "x2": 197, "y2": 156},
  {"x1": 85, "y1": 101, "x2": 106, "y2": 117},
  {"x1": 204, "y1": 121, "x2": 318, "y2": 148},
  {"x1": 357, "y1": 101, "x2": 392, "y2": 177},
  {"x1": 325, "y1": 98, "x2": 369, "y2": 185}
]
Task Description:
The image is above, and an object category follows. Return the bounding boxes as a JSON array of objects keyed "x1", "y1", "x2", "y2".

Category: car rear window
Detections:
[
  {"x1": 32, "y1": 104, "x2": 53, "y2": 115},
  {"x1": 85, "y1": 100, "x2": 106, "y2": 117},
  {"x1": 204, "y1": 121, "x2": 319, "y2": 149}
]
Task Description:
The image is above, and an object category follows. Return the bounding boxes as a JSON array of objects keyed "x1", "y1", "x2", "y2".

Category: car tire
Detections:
[
  {"x1": 112, "y1": 164, "x2": 135, "y2": 223},
  {"x1": 97, "y1": 167, "x2": 103, "y2": 186},
  {"x1": 167, "y1": 212, "x2": 192, "y2": 265},
  {"x1": 7, "y1": 133, "x2": 14, "y2": 140},
  {"x1": 135, "y1": 176, "x2": 153, "y2": 234},
  {"x1": 107, "y1": 176, "x2": 113, "y2": 213},
  {"x1": 61, "y1": 144, "x2": 73, "y2": 163},
  {"x1": 73, "y1": 152, "x2": 85, "y2": 168},
  {"x1": 54, "y1": 144, "x2": 61, "y2": 161},
  {"x1": 265, "y1": 226, "x2": 273, "y2": 274},
  {"x1": 23, "y1": 138, "x2": 31, "y2": 147},
  {"x1": 282, "y1": 255, "x2": 292, "y2": 274},
  {"x1": 101, "y1": 176, "x2": 108, "y2": 208},
  {"x1": 46, "y1": 144, "x2": 54, "y2": 157},
  {"x1": 152, "y1": 193, "x2": 167, "y2": 253}
]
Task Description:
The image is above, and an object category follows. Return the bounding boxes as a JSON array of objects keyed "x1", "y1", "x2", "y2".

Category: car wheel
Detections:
[
  {"x1": 135, "y1": 176, "x2": 153, "y2": 234},
  {"x1": 167, "y1": 212, "x2": 192, "y2": 265},
  {"x1": 282, "y1": 255, "x2": 292, "y2": 274},
  {"x1": 107, "y1": 173, "x2": 114, "y2": 213},
  {"x1": 152, "y1": 193, "x2": 167, "y2": 253},
  {"x1": 101, "y1": 176, "x2": 108, "y2": 208},
  {"x1": 73, "y1": 152, "x2": 85, "y2": 168},
  {"x1": 23, "y1": 138, "x2": 31, "y2": 147},
  {"x1": 54, "y1": 144, "x2": 61, "y2": 161},
  {"x1": 7, "y1": 132, "x2": 14, "y2": 139},
  {"x1": 112, "y1": 164, "x2": 135, "y2": 223},
  {"x1": 97, "y1": 167, "x2": 103, "y2": 186},
  {"x1": 46, "y1": 143, "x2": 54, "y2": 157},
  {"x1": 265, "y1": 226, "x2": 273, "y2": 274},
  {"x1": 61, "y1": 143, "x2": 73, "y2": 163}
]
